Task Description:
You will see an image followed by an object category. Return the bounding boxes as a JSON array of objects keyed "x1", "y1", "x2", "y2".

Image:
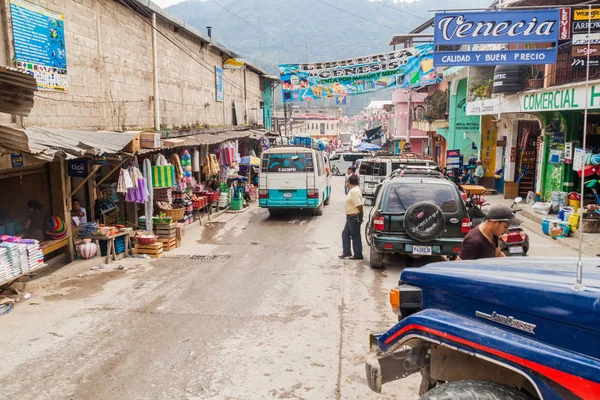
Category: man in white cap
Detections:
[{"x1": 458, "y1": 205, "x2": 522, "y2": 260}]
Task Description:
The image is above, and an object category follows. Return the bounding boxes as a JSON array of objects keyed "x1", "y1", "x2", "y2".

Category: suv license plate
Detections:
[
  {"x1": 283, "y1": 192, "x2": 293, "y2": 198},
  {"x1": 412, "y1": 245, "x2": 432, "y2": 255},
  {"x1": 509, "y1": 246, "x2": 523, "y2": 254}
]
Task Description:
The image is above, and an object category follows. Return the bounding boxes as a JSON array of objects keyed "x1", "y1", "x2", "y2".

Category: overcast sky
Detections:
[
  {"x1": 153, "y1": 0, "x2": 185, "y2": 8},
  {"x1": 152, "y1": 0, "x2": 418, "y2": 10}
]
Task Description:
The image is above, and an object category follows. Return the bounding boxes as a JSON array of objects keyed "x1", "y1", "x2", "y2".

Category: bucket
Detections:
[
  {"x1": 231, "y1": 197, "x2": 243, "y2": 211},
  {"x1": 541, "y1": 218, "x2": 553, "y2": 235},
  {"x1": 568, "y1": 199, "x2": 581, "y2": 211},
  {"x1": 569, "y1": 213, "x2": 580, "y2": 231}
]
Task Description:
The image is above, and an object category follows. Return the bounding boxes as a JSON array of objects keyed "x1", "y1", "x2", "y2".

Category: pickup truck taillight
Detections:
[
  {"x1": 259, "y1": 189, "x2": 268, "y2": 199},
  {"x1": 307, "y1": 189, "x2": 319, "y2": 199},
  {"x1": 373, "y1": 216, "x2": 385, "y2": 232},
  {"x1": 461, "y1": 218, "x2": 472, "y2": 234}
]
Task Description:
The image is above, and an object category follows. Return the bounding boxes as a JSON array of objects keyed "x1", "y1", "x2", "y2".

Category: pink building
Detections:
[{"x1": 391, "y1": 90, "x2": 428, "y2": 155}]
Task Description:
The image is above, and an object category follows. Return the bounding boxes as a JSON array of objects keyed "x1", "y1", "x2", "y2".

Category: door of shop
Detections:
[{"x1": 515, "y1": 121, "x2": 541, "y2": 197}]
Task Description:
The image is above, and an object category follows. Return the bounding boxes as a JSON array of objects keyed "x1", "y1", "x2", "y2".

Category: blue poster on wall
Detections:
[
  {"x1": 215, "y1": 66, "x2": 224, "y2": 102},
  {"x1": 10, "y1": 0, "x2": 68, "y2": 91},
  {"x1": 279, "y1": 44, "x2": 440, "y2": 103}
]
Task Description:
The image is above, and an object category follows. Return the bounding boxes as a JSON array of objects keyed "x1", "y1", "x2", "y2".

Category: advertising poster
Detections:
[
  {"x1": 433, "y1": 9, "x2": 559, "y2": 66},
  {"x1": 215, "y1": 66, "x2": 223, "y2": 102},
  {"x1": 10, "y1": 0, "x2": 68, "y2": 91},
  {"x1": 279, "y1": 44, "x2": 440, "y2": 103}
]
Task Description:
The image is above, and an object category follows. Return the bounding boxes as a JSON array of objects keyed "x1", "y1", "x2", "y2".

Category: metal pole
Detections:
[
  {"x1": 152, "y1": 13, "x2": 160, "y2": 131},
  {"x1": 406, "y1": 90, "x2": 412, "y2": 147},
  {"x1": 575, "y1": 5, "x2": 592, "y2": 290},
  {"x1": 284, "y1": 102, "x2": 289, "y2": 137}
]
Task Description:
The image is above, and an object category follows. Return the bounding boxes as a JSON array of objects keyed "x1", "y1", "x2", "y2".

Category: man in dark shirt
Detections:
[{"x1": 458, "y1": 205, "x2": 521, "y2": 260}]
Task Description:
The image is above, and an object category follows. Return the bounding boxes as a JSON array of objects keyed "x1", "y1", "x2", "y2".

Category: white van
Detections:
[
  {"x1": 259, "y1": 146, "x2": 332, "y2": 216},
  {"x1": 359, "y1": 157, "x2": 441, "y2": 197},
  {"x1": 329, "y1": 152, "x2": 369, "y2": 176}
]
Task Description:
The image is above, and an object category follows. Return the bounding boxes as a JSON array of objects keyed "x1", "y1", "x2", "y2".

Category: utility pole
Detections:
[
  {"x1": 284, "y1": 102, "x2": 289, "y2": 137},
  {"x1": 152, "y1": 12, "x2": 160, "y2": 131},
  {"x1": 406, "y1": 90, "x2": 412, "y2": 147}
]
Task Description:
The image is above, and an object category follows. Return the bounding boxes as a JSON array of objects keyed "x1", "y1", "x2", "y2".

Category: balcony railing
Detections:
[{"x1": 554, "y1": 42, "x2": 600, "y2": 86}]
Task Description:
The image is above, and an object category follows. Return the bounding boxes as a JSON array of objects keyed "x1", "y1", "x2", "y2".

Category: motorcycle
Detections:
[{"x1": 498, "y1": 197, "x2": 530, "y2": 256}]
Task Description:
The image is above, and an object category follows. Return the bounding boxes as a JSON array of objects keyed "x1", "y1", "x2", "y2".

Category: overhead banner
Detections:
[
  {"x1": 279, "y1": 44, "x2": 440, "y2": 103},
  {"x1": 434, "y1": 9, "x2": 559, "y2": 66},
  {"x1": 10, "y1": 0, "x2": 68, "y2": 91}
]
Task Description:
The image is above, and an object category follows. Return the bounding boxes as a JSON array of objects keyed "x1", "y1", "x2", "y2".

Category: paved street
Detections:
[{"x1": 0, "y1": 177, "x2": 586, "y2": 400}]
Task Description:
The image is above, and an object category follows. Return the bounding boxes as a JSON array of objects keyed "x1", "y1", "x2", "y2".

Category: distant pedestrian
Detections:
[
  {"x1": 345, "y1": 166, "x2": 357, "y2": 195},
  {"x1": 474, "y1": 161, "x2": 485, "y2": 185},
  {"x1": 340, "y1": 175, "x2": 364, "y2": 260},
  {"x1": 458, "y1": 205, "x2": 520, "y2": 260}
]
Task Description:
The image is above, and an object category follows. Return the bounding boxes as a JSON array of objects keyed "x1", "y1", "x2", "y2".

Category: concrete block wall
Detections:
[{"x1": 0, "y1": 0, "x2": 264, "y2": 131}]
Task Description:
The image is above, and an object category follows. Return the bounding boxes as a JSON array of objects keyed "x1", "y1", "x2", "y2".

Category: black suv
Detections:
[{"x1": 366, "y1": 176, "x2": 471, "y2": 268}]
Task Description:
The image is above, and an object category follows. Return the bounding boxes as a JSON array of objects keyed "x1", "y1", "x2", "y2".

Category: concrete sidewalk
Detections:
[
  {"x1": 484, "y1": 194, "x2": 598, "y2": 257},
  {"x1": 19, "y1": 203, "x2": 250, "y2": 292}
]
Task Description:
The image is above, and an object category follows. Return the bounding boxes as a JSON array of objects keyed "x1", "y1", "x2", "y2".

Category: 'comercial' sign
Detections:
[
  {"x1": 467, "y1": 82, "x2": 600, "y2": 115},
  {"x1": 433, "y1": 9, "x2": 559, "y2": 66}
]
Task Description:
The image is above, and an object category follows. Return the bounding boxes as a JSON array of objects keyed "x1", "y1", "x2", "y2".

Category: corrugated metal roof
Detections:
[
  {"x1": 162, "y1": 129, "x2": 264, "y2": 149},
  {"x1": 0, "y1": 65, "x2": 37, "y2": 116},
  {"x1": 0, "y1": 125, "x2": 139, "y2": 161}
]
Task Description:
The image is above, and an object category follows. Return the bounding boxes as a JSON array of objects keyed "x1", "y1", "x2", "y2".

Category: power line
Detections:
[
  {"x1": 119, "y1": 0, "x2": 265, "y2": 99},
  {"x1": 311, "y1": 0, "x2": 404, "y2": 33},
  {"x1": 374, "y1": 1, "x2": 428, "y2": 22},
  {"x1": 209, "y1": 0, "x2": 311, "y2": 58}
]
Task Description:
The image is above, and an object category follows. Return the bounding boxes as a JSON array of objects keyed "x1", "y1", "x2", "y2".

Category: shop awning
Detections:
[
  {"x1": 0, "y1": 66, "x2": 37, "y2": 116},
  {"x1": 0, "y1": 125, "x2": 139, "y2": 161},
  {"x1": 155, "y1": 129, "x2": 266, "y2": 151}
]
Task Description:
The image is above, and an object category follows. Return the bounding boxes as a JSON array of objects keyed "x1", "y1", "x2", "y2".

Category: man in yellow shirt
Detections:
[{"x1": 340, "y1": 175, "x2": 364, "y2": 260}]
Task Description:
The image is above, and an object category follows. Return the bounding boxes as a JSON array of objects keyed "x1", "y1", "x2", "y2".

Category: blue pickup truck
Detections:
[{"x1": 366, "y1": 258, "x2": 600, "y2": 399}]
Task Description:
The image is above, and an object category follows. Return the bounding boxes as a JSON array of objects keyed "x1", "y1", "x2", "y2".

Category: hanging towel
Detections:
[
  {"x1": 152, "y1": 164, "x2": 175, "y2": 188},
  {"x1": 170, "y1": 154, "x2": 183, "y2": 180}
]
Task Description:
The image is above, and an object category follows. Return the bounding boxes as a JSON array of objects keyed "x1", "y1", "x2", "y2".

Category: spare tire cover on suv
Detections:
[{"x1": 403, "y1": 201, "x2": 446, "y2": 242}]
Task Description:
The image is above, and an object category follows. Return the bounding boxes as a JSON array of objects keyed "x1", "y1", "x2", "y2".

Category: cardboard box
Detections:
[
  {"x1": 140, "y1": 132, "x2": 161, "y2": 149},
  {"x1": 163, "y1": 138, "x2": 185, "y2": 147},
  {"x1": 176, "y1": 224, "x2": 185, "y2": 238},
  {"x1": 124, "y1": 133, "x2": 141, "y2": 153}
]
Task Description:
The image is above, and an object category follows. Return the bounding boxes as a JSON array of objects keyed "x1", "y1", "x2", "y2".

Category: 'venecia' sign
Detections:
[{"x1": 434, "y1": 10, "x2": 560, "y2": 45}]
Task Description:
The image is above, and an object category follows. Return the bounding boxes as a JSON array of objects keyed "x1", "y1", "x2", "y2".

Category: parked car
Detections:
[
  {"x1": 329, "y1": 152, "x2": 369, "y2": 176},
  {"x1": 365, "y1": 176, "x2": 470, "y2": 268},
  {"x1": 359, "y1": 157, "x2": 441, "y2": 198},
  {"x1": 365, "y1": 257, "x2": 600, "y2": 399}
]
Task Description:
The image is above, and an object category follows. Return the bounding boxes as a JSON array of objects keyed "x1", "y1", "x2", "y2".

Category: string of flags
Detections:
[{"x1": 338, "y1": 112, "x2": 410, "y2": 123}]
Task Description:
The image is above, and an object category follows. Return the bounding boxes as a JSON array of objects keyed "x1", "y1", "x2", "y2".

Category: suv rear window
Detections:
[
  {"x1": 360, "y1": 161, "x2": 373, "y2": 175},
  {"x1": 343, "y1": 154, "x2": 364, "y2": 162},
  {"x1": 386, "y1": 183, "x2": 459, "y2": 213},
  {"x1": 266, "y1": 153, "x2": 313, "y2": 173}
]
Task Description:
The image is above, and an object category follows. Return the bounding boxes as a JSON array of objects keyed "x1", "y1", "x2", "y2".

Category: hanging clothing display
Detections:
[
  {"x1": 203, "y1": 154, "x2": 219, "y2": 176},
  {"x1": 192, "y1": 149, "x2": 200, "y2": 172},
  {"x1": 171, "y1": 154, "x2": 183, "y2": 181},
  {"x1": 152, "y1": 164, "x2": 175, "y2": 188},
  {"x1": 125, "y1": 166, "x2": 149, "y2": 203},
  {"x1": 144, "y1": 158, "x2": 154, "y2": 234},
  {"x1": 117, "y1": 168, "x2": 134, "y2": 193}
]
